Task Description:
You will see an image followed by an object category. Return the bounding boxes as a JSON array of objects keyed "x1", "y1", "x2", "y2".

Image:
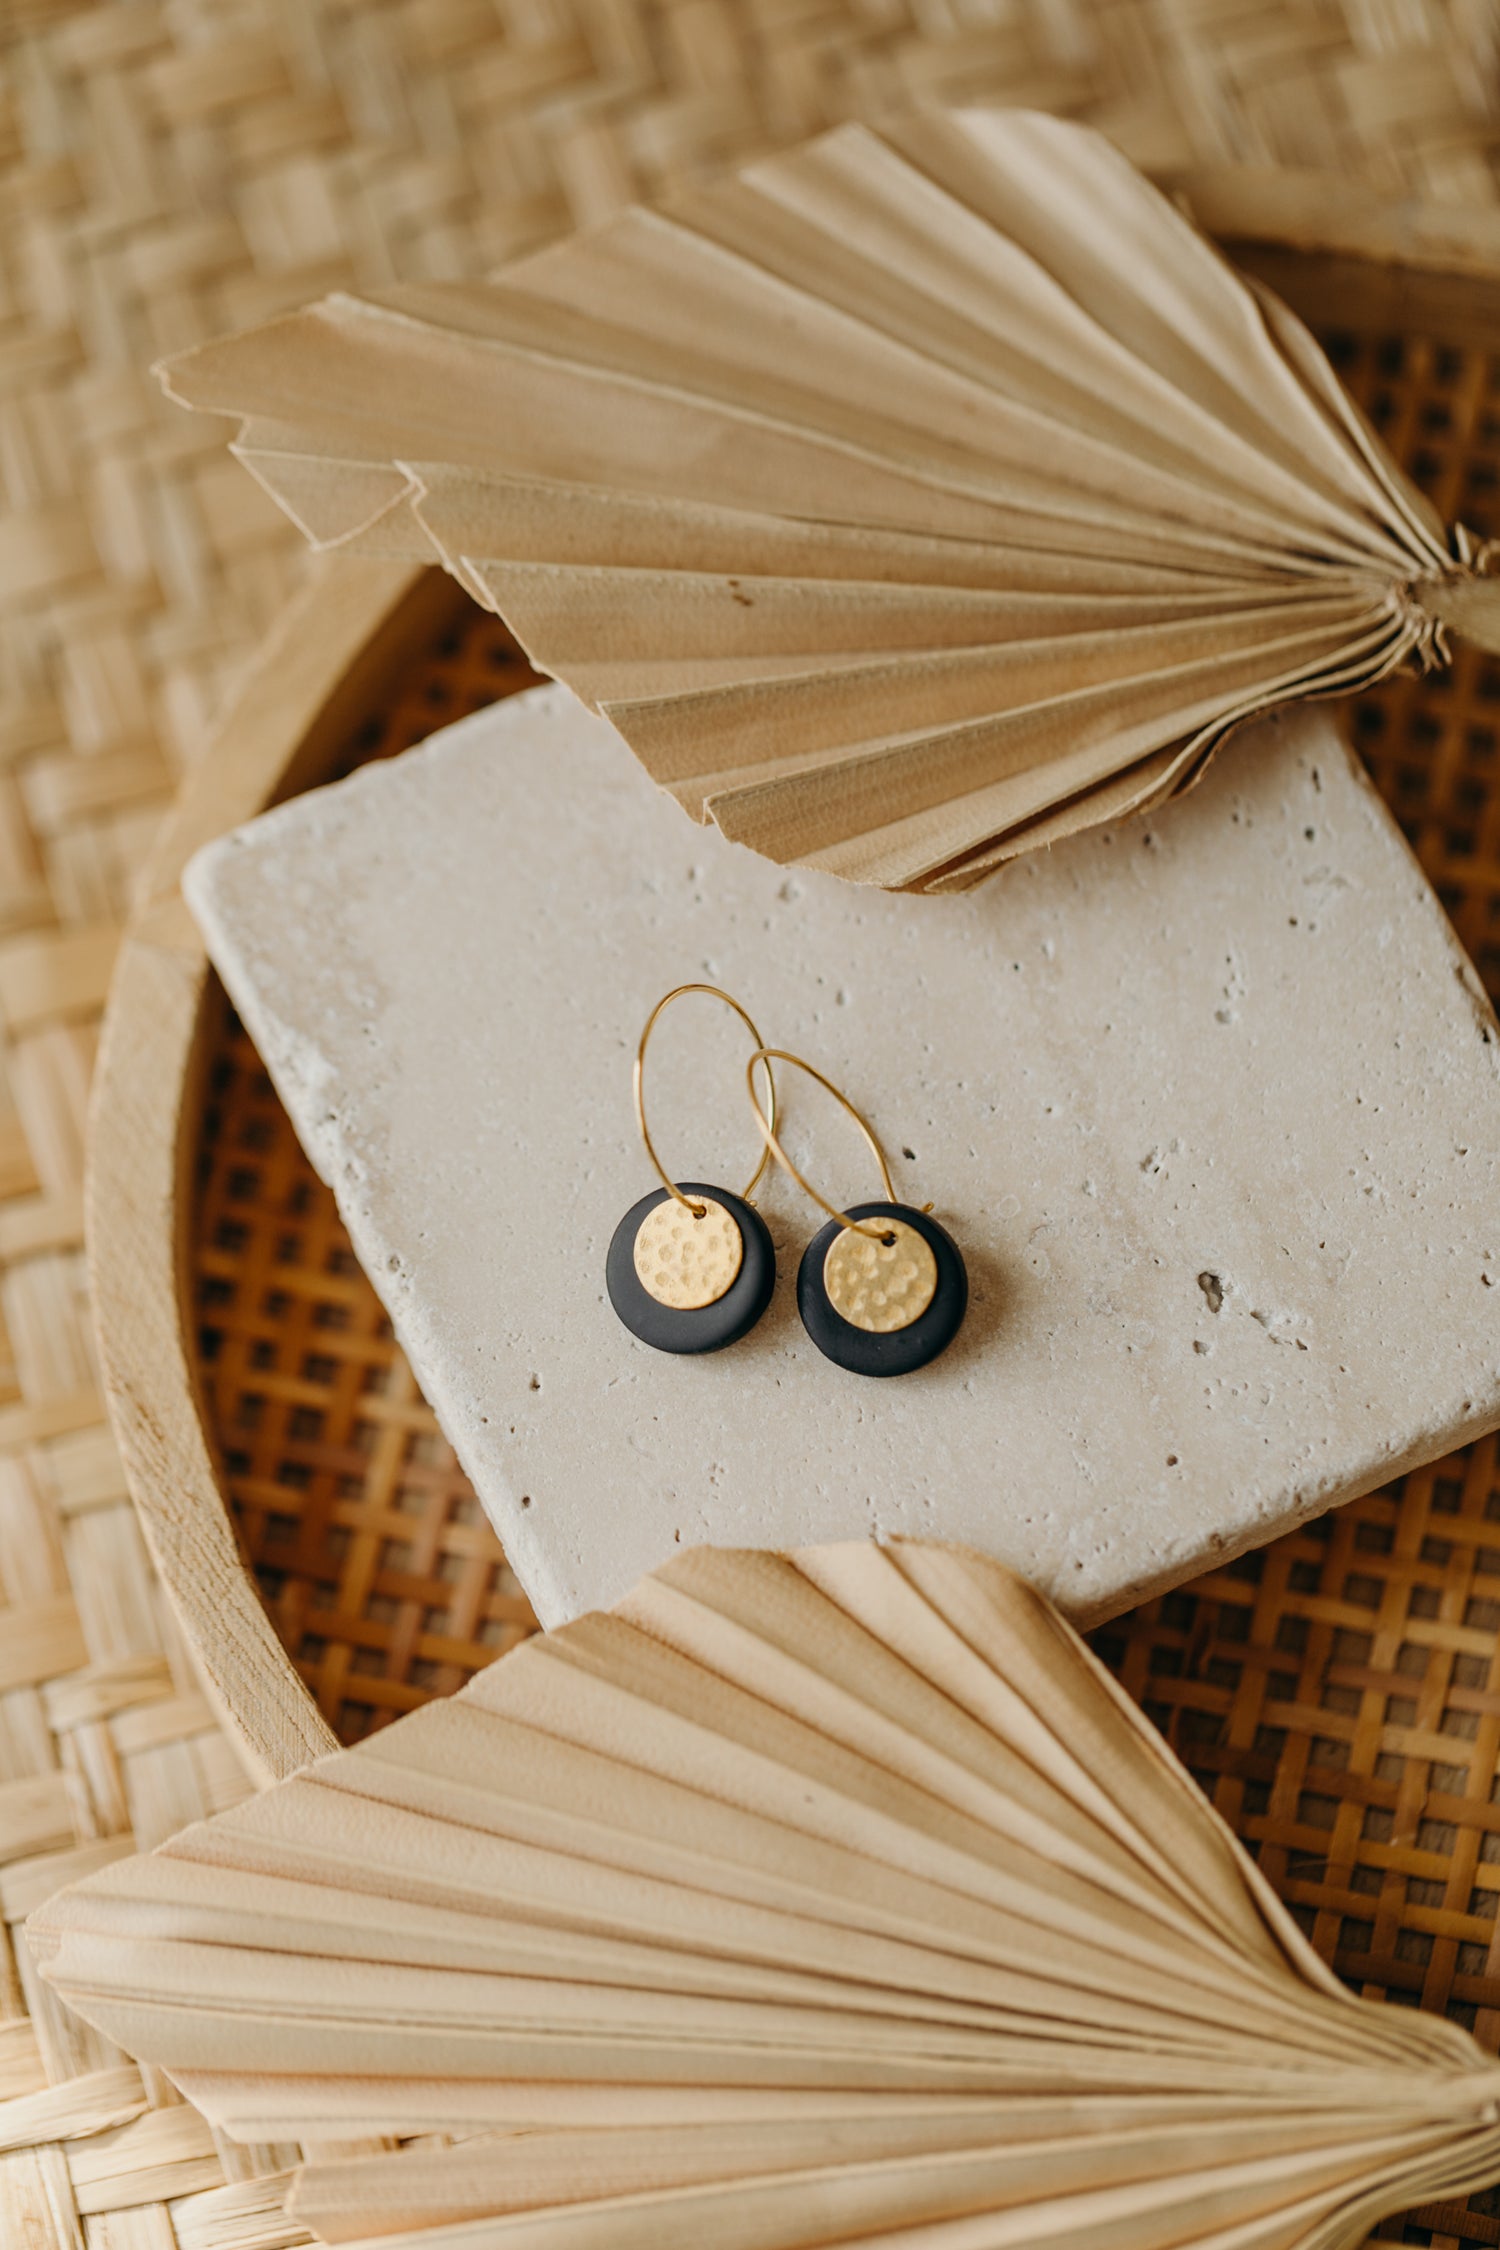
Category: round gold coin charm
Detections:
[
  {"x1": 823, "y1": 1217, "x2": 938, "y2": 1335},
  {"x1": 634, "y1": 1194, "x2": 744, "y2": 1310}
]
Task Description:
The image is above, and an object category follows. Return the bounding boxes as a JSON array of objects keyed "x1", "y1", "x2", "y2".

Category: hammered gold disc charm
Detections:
[
  {"x1": 823, "y1": 1217, "x2": 938, "y2": 1334},
  {"x1": 634, "y1": 1195, "x2": 744, "y2": 1310}
]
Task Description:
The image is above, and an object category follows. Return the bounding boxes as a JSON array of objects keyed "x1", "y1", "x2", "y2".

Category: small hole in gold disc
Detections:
[
  {"x1": 634, "y1": 1196, "x2": 743, "y2": 1310},
  {"x1": 824, "y1": 1218, "x2": 937, "y2": 1334}
]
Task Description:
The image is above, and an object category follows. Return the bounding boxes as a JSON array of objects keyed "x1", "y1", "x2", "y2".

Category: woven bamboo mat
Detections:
[{"x1": 4, "y1": 4, "x2": 1500, "y2": 2246}]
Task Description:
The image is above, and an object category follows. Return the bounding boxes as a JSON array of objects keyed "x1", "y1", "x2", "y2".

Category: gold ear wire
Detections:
[
  {"x1": 745, "y1": 1046, "x2": 903, "y2": 1243},
  {"x1": 634, "y1": 986, "x2": 777, "y2": 1218}
]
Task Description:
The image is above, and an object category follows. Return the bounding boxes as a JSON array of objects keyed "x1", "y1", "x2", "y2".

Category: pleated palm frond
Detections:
[
  {"x1": 155, "y1": 110, "x2": 1500, "y2": 891},
  {"x1": 30, "y1": 1540, "x2": 1500, "y2": 2248}
]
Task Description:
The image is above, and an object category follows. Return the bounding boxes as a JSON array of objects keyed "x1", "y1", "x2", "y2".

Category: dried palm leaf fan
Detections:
[
  {"x1": 156, "y1": 110, "x2": 1500, "y2": 894},
  {"x1": 30, "y1": 1542, "x2": 1500, "y2": 2249}
]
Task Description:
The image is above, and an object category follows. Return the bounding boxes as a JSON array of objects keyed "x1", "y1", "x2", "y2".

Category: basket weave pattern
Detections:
[{"x1": 3, "y1": 4, "x2": 1500, "y2": 2246}]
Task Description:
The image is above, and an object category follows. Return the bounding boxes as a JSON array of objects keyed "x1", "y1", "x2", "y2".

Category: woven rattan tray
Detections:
[{"x1": 88, "y1": 194, "x2": 1500, "y2": 2241}]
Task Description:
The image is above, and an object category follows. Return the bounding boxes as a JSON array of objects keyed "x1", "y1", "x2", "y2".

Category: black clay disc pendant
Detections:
[
  {"x1": 798, "y1": 1200, "x2": 967, "y2": 1377},
  {"x1": 607, "y1": 1182, "x2": 775, "y2": 1354}
]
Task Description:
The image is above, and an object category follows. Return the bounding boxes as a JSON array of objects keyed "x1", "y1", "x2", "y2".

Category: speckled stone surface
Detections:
[{"x1": 186, "y1": 686, "x2": 1500, "y2": 1629}]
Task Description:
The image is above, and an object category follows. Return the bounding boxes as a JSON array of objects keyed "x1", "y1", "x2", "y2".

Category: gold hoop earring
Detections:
[
  {"x1": 746, "y1": 1047, "x2": 967, "y2": 1378},
  {"x1": 606, "y1": 986, "x2": 778, "y2": 1355}
]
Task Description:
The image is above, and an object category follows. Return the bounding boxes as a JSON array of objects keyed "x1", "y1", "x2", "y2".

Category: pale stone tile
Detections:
[{"x1": 187, "y1": 687, "x2": 1500, "y2": 1627}]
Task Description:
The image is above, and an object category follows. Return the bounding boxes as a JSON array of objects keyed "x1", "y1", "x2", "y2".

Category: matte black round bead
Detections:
[
  {"x1": 607, "y1": 1183, "x2": 775, "y2": 1354},
  {"x1": 797, "y1": 1201, "x2": 967, "y2": 1377}
]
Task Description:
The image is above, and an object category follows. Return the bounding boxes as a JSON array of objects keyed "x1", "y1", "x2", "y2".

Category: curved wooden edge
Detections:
[
  {"x1": 1174, "y1": 165, "x2": 1500, "y2": 348},
  {"x1": 1178, "y1": 164, "x2": 1500, "y2": 279},
  {"x1": 82, "y1": 190, "x2": 1499, "y2": 1790},
  {"x1": 87, "y1": 556, "x2": 464, "y2": 1785}
]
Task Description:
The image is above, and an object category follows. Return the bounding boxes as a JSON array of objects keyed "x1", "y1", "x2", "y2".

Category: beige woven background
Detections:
[{"x1": 3, "y1": 3, "x2": 1500, "y2": 2243}]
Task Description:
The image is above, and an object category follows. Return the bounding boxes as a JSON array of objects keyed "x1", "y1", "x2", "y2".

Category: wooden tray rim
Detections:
[
  {"x1": 88, "y1": 557, "x2": 450, "y2": 1781},
  {"x1": 86, "y1": 186, "x2": 1500, "y2": 1785}
]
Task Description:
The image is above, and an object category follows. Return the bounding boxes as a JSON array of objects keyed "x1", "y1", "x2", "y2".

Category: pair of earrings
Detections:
[{"x1": 606, "y1": 985, "x2": 967, "y2": 1377}]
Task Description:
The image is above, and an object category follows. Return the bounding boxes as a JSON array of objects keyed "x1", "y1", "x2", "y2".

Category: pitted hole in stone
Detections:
[
  {"x1": 825, "y1": 1218, "x2": 938, "y2": 1334},
  {"x1": 634, "y1": 1195, "x2": 743, "y2": 1309}
]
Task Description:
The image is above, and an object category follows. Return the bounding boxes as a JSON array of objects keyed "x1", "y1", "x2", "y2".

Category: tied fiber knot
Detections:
[{"x1": 1410, "y1": 530, "x2": 1500, "y2": 662}]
